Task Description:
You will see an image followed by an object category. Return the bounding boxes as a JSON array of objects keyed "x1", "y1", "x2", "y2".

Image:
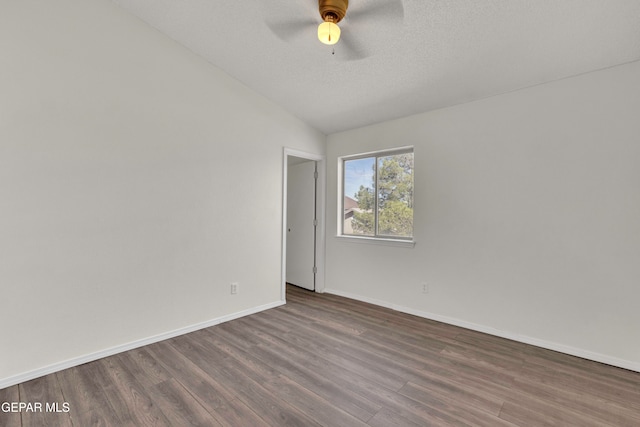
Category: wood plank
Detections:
[
  {"x1": 368, "y1": 407, "x2": 427, "y2": 427},
  {"x1": 55, "y1": 363, "x2": 131, "y2": 426},
  {"x1": 518, "y1": 358, "x2": 640, "y2": 411},
  {"x1": 238, "y1": 313, "x2": 411, "y2": 391},
  {"x1": 144, "y1": 339, "x2": 232, "y2": 405},
  {"x1": 148, "y1": 378, "x2": 224, "y2": 426},
  {"x1": 264, "y1": 306, "x2": 446, "y2": 372},
  {"x1": 399, "y1": 381, "x2": 519, "y2": 427},
  {"x1": 286, "y1": 290, "x2": 460, "y2": 342},
  {"x1": 509, "y1": 363, "x2": 640, "y2": 426},
  {"x1": 98, "y1": 356, "x2": 171, "y2": 426},
  {"x1": 194, "y1": 325, "x2": 371, "y2": 427},
  {"x1": 253, "y1": 332, "x2": 463, "y2": 426},
  {"x1": 0, "y1": 385, "x2": 22, "y2": 427},
  {"x1": 19, "y1": 375, "x2": 73, "y2": 427},
  {"x1": 498, "y1": 397, "x2": 613, "y2": 427},
  {"x1": 213, "y1": 326, "x2": 381, "y2": 422},
  {"x1": 169, "y1": 331, "x2": 338, "y2": 427},
  {"x1": 113, "y1": 347, "x2": 172, "y2": 389},
  {"x1": 407, "y1": 369, "x2": 506, "y2": 416},
  {"x1": 144, "y1": 340, "x2": 267, "y2": 427}
]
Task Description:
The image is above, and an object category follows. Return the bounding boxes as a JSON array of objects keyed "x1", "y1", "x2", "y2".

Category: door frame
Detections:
[{"x1": 282, "y1": 148, "x2": 326, "y2": 301}]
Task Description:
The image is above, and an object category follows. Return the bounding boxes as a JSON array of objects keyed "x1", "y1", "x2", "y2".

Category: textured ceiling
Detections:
[{"x1": 111, "y1": 0, "x2": 640, "y2": 134}]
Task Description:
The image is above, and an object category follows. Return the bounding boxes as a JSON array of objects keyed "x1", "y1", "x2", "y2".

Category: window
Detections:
[{"x1": 341, "y1": 148, "x2": 414, "y2": 240}]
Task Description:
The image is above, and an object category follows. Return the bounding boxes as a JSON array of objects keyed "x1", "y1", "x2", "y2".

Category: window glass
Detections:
[
  {"x1": 377, "y1": 153, "x2": 413, "y2": 238},
  {"x1": 342, "y1": 149, "x2": 413, "y2": 240}
]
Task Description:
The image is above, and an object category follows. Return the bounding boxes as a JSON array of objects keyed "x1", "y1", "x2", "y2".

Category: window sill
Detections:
[{"x1": 335, "y1": 235, "x2": 416, "y2": 248}]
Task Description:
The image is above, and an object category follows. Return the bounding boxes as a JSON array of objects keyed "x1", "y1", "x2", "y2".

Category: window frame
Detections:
[{"x1": 339, "y1": 146, "x2": 415, "y2": 245}]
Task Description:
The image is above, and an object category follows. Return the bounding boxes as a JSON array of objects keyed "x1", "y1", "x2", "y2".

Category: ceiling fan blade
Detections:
[
  {"x1": 336, "y1": 27, "x2": 370, "y2": 61},
  {"x1": 347, "y1": 0, "x2": 404, "y2": 23},
  {"x1": 266, "y1": 18, "x2": 317, "y2": 42}
]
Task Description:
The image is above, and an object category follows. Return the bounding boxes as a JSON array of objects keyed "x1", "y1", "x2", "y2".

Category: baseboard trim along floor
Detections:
[
  {"x1": 324, "y1": 288, "x2": 640, "y2": 374},
  {"x1": 0, "y1": 300, "x2": 285, "y2": 390}
]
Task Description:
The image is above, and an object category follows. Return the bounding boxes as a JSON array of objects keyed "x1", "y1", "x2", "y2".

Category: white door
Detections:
[{"x1": 286, "y1": 159, "x2": 316, "y2": 291}]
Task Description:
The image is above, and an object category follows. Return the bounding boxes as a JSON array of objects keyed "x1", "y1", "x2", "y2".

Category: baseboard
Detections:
[
  {"x1": 0, "y1": 300, "x2": 285, "y2": 390},
  {"x1": 324, "y1": 288, "x2": 640, "y2": 374}
]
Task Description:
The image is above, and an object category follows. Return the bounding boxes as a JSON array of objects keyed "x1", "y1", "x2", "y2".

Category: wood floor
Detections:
[{"x1": 2, "y1": 285, "x2": 640, "y2": 426}]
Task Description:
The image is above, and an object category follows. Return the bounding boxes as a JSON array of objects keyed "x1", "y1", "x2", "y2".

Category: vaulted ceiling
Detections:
[{"x1": 111, "y1": 0, "x2": 640, "y2": 134}]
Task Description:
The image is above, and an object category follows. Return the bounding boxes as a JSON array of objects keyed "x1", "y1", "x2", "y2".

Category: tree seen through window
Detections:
[{"x1": 343, "y1": 150, "x2": 413, "y2": 239}]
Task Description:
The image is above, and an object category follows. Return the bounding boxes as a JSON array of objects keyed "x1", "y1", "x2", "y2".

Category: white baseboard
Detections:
[
  {"x1": 324, "y1": 288, "x2": 640, "y2": 374},
  {"x1": 0, "y1": 300, "x2": 285, "y2": 390}
]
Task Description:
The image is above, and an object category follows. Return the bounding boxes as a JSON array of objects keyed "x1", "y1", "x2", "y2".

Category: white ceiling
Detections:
[{"x1": 111, "y1": 0, "x2": 640, "y2": 134}]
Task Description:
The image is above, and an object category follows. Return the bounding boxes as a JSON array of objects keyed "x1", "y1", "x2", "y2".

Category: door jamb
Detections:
[{"x1": 282, "y1": 148, "x2": 326, "y2": 302}]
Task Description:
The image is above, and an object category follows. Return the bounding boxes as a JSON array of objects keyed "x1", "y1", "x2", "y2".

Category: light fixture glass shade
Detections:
[{"x1": 318, "y1": 21, "x2": 340, "y2": 45}]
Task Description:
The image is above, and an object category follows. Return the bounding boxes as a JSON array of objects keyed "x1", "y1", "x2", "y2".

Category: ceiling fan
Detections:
[
  {"x1": 266, "y1": 0, "x2": 404, "y2": 60},
  {"x1": 316, "y1": 0, "x2": 350, "y2": 46}
]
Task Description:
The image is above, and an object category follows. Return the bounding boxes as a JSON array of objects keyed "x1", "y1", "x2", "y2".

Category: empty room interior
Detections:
[{"x1": 1, "y1": 0, "x2": 639, "y2": 426}]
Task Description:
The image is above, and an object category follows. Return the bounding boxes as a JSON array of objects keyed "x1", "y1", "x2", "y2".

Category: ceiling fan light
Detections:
[{"x1": 318, "y1": 21, "x2": 340, "y2": 45}]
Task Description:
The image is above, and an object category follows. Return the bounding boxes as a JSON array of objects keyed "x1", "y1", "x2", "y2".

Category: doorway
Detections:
[{"x1": 282, "y1": 148, "x2": 325, "y2": 301}]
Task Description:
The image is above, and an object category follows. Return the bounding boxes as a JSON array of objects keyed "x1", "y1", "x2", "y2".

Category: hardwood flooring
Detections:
[{"x1": 2, "y1": 284, "x2": 639, "y2": 426}]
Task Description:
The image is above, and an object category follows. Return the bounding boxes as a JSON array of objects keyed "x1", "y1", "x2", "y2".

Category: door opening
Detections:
[
  {"x1": 282, "y1": 149, "x2": 325, "y2": 300},
  {"x1": 286, "y1": 158, "x2": 316, "y2": 291}
]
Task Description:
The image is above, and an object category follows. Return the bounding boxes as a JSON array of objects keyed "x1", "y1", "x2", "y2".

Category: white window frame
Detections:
[{"x1": 338, "y1": 146, "x2": 415, "y2": 247}]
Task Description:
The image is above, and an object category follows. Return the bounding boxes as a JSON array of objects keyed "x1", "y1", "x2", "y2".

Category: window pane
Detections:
[
  {"x1": 377, "y1": 153, "x2": 413, "y2": 238},
  {"x1": 343, "y1": 157, "x2": 375, "y2": 236},
  {"x1": 341, "y1": 149, "x2": 414, "y2": 240}
]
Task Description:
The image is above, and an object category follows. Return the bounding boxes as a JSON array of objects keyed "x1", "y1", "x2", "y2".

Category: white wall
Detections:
[
  {"x1": 0, "y1": 0, "x2": 325, "y2": 386},
  {"x1": 326, "y1": 60, "x2": 640, "y2": 371}
]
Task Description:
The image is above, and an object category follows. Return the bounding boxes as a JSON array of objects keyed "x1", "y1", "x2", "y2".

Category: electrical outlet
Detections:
[
  {"x1": 422, "y1": 282, "x2": 429, "y2": 294},
  {"x1": 231, "y1": 282, "x2": 239, "y2": 295}
]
